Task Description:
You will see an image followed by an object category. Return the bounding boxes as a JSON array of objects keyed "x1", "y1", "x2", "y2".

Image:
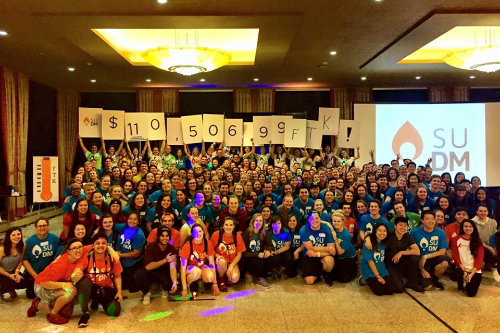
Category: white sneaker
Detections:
[
  {"x1": 161, "y1": 289, "x2": 168, "y2": 298},
  {"x1": 142, "y1": 292, "x2": 151, "y2": 305}
]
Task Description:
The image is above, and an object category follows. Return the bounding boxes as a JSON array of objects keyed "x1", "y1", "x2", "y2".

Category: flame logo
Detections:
[
  {"x1": 419, "y1": 237, "x2": 429, "y2": 249},
  {"x1": 83, "y1": 117, "x2": 90, "y2": 126},
  {"x1": 392, "y1": 121, "x2": 424, "y2": 160}
]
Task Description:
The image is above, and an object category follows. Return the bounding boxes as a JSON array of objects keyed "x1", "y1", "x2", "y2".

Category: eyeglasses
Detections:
[
  {"x1": 36, "y1": 225, "x2": 48, "y2": 228},
  {"x1": 69, "y1": 245, "x2": 84, "y2": 251}
]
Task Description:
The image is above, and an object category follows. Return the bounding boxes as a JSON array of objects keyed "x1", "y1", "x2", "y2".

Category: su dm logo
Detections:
[{"x1": 392, "y1": 121, "x2": 470, "y2": 171}]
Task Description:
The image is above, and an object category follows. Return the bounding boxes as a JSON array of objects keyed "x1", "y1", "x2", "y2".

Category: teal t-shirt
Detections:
[
  {"x1": 270, "y1": 229, "x2": 291, "y2": 250},
  {"x1": 361, "y1": 243, "x2": 389, "y2": 279}
]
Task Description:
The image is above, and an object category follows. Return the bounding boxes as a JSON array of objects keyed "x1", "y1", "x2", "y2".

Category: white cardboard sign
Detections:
[
  {"x1": 337, "y1": 120, "x2": 361, "y2": 148},
  {"x1": 270, "y1": 116, "x2": 292, "y2": 144},
  {"x1": 284, "y1": 118, "x2": 307, "y2": 148},
  {"x1": 306, "y1": 120, "x2": 323, "y2": 149},
  {"x1": 78, "y1": 107, "x2": 102, "y2": 138},
  {"x1": 101, "y1": 110, "x2": 125, "y2": 140},
  {"x1": 318, "y1": 107, "x2": 340, "y2": 135},
  {"x1": 125, "y1": 113, "x2": 148, "y2": 141},
  {"x1": 243, "y1": 122, "x2": 253, "y2": 146},
  {"x1": 203, "y1": 114, "x2": 224, "y2": 142},
  {"x1": 166, "y1": 118, "x2": 184, "y2": 144},
  {"x1": 181, "y1": 115, "x2": 203, "y2": 144},
  {"x1": 252, "y1": 116, "x2": 272, "y2": 145},
  {"x1": 224, "y1": 118, "x2": 243, "y2": 146},
  {"x1": 147, "y1": 113, "x2": 166, "y2": 141}
]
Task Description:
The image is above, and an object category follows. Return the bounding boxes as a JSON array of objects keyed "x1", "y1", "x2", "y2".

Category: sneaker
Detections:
[
  {"x1": 432, "y1": 278, "x2": 445, "y2": 291},
  {"x1": 190, "y1": 282, "x2": 200, "y2": 298},
  {"x1": 323, "y1": 275, "x2": 334, "y2": 287},
  {"x1": 8, "y1": 291, "x2": 18, "y2": 301},
  {"x1": 255, "y1": 277, "x2": 271, "y2": 288},
  {"x1": 161, "y1": 289, "x2": 169, "y2": 299},
  {"x1": 27, "y1": 297, "x2": 40, "y2": 317},
  {"x1": 357, "y1": 276, "x2": 367, "y2": 286},
  {"x1": 219, "y1": 282, "x2": 228, "y2": 292},
  {"x1": 142, "y1": 292, "x2": 151, "y2": 305},
  {"x1": 245, "y1": 272, "x2": 253, "y2": 285},
  {"x1": 78, "y1": 312, "x2": 90, "y2": 328},
  {"x1": 406, "y1": 284, "x2": 425, "y2": 293},
  {"x1": 47, "y1": 313, "x2": 69, "y2": 325}
]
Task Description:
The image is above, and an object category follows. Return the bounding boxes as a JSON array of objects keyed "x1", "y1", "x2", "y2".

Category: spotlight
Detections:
[{"x1": 67, "y1": 67, "x2": 76, "y2": 72}]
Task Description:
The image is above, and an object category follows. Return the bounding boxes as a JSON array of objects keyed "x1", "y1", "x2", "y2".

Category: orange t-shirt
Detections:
[
  {"x1": 444, "y1": 222, "x2": 461, "y2": 245},
  {"x1": 146, "y1": 228, "x2": 180, "y2": 250},
  {"x1": 35, "y1": 253, "x2": 86, "y2": 285},
  {"x1": 210, "y1": 231, "x2": 246, "y2": 263},
  {"x1": 80, "y1": 251, "x2": 123, "y2": 288},
  {"x1": 180, "y1": 239, "x2": 215, "y2": 267}
]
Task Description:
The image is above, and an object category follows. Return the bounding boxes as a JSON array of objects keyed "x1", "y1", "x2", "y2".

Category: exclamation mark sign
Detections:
[{"x1": 346, "y1": 127, "x2": 352, "y2": 142}]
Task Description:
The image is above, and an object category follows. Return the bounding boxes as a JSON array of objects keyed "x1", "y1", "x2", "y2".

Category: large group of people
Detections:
[{"x1": 1, "y1": 135, "x2": 500, "y2": 328}]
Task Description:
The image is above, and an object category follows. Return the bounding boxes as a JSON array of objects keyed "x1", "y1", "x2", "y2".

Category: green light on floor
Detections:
[{"x1": 139, "y1": 311, "x2": 173, "y2": 322}]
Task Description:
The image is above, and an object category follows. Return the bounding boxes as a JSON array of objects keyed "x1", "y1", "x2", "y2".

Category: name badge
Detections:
[
  {"x1": 40, "y1": 241, "x2": 48, "y2": 246},
  {"x1": 319, "y1": 233, "x2": 326, "y2": 237},
  {"x1": 294, "y1": 235, "x2": 301, "y2": 239}
]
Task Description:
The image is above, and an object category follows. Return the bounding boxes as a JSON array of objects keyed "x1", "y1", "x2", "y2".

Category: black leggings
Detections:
[
  {"x1": 366, "y1": 276, "x2": 397, "y2": 296},
  {"x1": 0, "y1": 271, "x2": 23, "y2": 293},
  {"x1": 331, "y1": 256, "x2": 357, "y2": 283},
  {"x1": 77, "y1": 277, "x2": 121, "y2": 316},
  {"x1": 386, "y1": 255, "x2": 422, "y2": 292},
  {"x1": 268, "y1": 251, "x2": 293, "y2": 273},
  {"x1": 121, "y1": 261, "x2": 143, "y2": 292},
  {"x1": 449, "y1": 267, "x2": 482, "y2": 297},
  {"x1": 22, "y1": 273, "x2": 36, "y2": 299},
  {"x1": 134, "y1": 267, "x2": 173, "y2": 295},
  {"x1": 242, "y1": 256, "x2": 268, "y2": 278}
]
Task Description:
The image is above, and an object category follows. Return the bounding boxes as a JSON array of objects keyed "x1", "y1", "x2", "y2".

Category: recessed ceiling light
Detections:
[
  {"x1": 329, "y1": 51, "x2": 337, "y2": 56},
  {"x1": 374, "y1": 0, "x2": 383, "y2": 2},
  {"x1": 470, "y1": 75, "x2": 476, "y2": 79},
  {"x1": 90, "y1": 79, "x2": 96, "y2": 83},
  {"x1": 86, "y1": 62, "x2": 93, "y2": 66},
  {"x1": 157, "y1": 0, "x2": 168, "y2": 4},
  {"x1": 145, "y1": 78, "x2": 152, "y2": 82},
  {"x1": 361, "y1": 76, "x2": 367, "y2": 81},
  {"x1": 253, "y1": 78, "x2": 259, "y2": 82},
  {"x1": 321, "y1": 61, "x2": 328, "y2": 65},
  {"x1": 0, "y1": 30, "x2": 7, "y2": 36},
  {"x1": 415, "y1": 76, "x2": 421, "y2": 80},
  {"x1": 67, "y1": 67, "x2": 75, "y2": 72},
  {"x1": 307, "y1": 77, "x2": 313, "y2": 81},
  {"x1": 200, "y1": 78, "x2": 205, "y2": 82}
]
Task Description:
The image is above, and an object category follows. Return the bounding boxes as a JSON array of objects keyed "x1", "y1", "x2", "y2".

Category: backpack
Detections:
[
  {"x1": 188, "y1": 237, "x2": 209, "y2": 265},
  {"x1": 86, "y1": 250, "x2": 115, "y2": 287}
]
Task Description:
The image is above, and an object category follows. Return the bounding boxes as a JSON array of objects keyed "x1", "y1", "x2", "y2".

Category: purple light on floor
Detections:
[
  {"x1": 199, "y1": 306, "x2": 234, "y2": 317},
  {"x1": 224, "y1": 289, "x2": 256, "y2": 300}
]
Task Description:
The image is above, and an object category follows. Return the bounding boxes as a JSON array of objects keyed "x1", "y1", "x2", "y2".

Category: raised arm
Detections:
[
  {"x1": 184, "y1": 144, "x2": 192, "y2": 159},
  {"x1": 125, "y1": 139, "x2": 133, "y2": 159},
  {"x1": 268, "y1": 141, "x2": 274, "y2": 157},
  {"x1": 160, "y1": 139, "x2": 166, "y2": 154},
  {"x1": 140, "y1": 140, "x2": 148, "y2": 158},
  {"x1": 146, "y1": 139, "x2": 153, "y2": 159},
  {"x1": 115, "y1": 138, "x2": 125, "y2": 156},
  {"x1": 353, "y1": 146, "x2": 360, "y2": 161},
  {"x1": 78, "y1": 135, "x2": 89, "y2": 154},
  {"x1": 101, "y1": 137, "x2": 106, "y2": 155}
]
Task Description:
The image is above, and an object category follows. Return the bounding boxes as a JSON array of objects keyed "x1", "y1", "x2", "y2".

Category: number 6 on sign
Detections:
[{"x1": 224, "y1": 118, "x2": 243, "y2": 146}]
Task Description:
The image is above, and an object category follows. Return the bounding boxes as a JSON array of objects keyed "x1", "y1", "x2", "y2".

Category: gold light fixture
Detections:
[
  {"x1": 142, "y1": 46, "x2": 231, "y2": 76},
  {"x1": 444, "y1": 45, "x2": 500, "y2": 73}
]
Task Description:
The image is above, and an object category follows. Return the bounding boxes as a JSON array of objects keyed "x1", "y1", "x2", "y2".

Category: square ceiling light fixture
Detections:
[
  {"x1": 399, "y1": 26, "x2": 500, "y2": 73},
  {"x1": 93, "y1": 29, "x2": 259, "y2": 76}
]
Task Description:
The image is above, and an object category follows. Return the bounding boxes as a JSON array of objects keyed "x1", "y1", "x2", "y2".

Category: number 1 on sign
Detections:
[{"x1": 128, "y1": 123, "x2": 139, "y2": 136}]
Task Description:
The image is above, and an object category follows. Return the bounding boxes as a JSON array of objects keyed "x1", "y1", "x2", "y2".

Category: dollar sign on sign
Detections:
[{"x1": 109, "y1": 116, "x2": 118, "y2": 129}]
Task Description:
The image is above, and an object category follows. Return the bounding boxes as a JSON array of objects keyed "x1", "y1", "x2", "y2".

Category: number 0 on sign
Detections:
[{"x1": 203, "y1": 114, "x2": 224, "y2": 142}]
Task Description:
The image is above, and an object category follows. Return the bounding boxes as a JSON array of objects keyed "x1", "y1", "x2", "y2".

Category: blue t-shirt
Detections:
[
  {"x1": 410, "y1": 226, "x2": 447, "y2": 257},
  {"x1": 335, "y1": 228, "x2": 357, "y2": 259},
  {"x1": 299, "y1": 223, "x2": 334, "y2": 255},
  {"x1": 181, "y1": 203, "x2": 214, "y2": 224},
  {"x1": 61, "y1": 194, "x2": 86, "y2": 213},
  {"x1": 294, "y1": 198, "x2": 315, "y2": 221},
  {"x1": 358, "y1": 215, "x2": 393, "y2": 234},
  {"x1": 115, "y1": 224, "x2": 146, "y2": 268},
  {"x1": 147, "y1": 190, "x2": 176, "y2": 204},
  {"x1": 23, "y1": 233, "x2": 60, "y2": 274},
  {"x1": 407, "y1": 198, "x2": 435, "y2": 214},
  {"x1": 258, "y1": 193, "x2": 279, "y2": 206},
  {"x1": 290, "y1": 229, "x2": 302, "y2": 250},
  {"x1": 488, "y1": 232, "x2": 498, "y2": 248},
  {"x1": 323, "y1": 201, "x2": 340, "y2": 215},
  {"x1": 270, "y1": 229, "x2": 291, "y2": 250},
  {"x1": 361, "y1": 243, "x2": 389, "y2": 279}
]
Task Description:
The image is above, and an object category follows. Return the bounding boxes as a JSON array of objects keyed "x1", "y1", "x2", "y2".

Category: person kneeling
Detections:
[
  {"x1": 330, "y1": 211, "x2": 357, "y2": 283},
  {"x1": 361, "y1": 223, "x2": 396, "y2": 296},
  {"x1": 180, "y1": 224, "x2": 219, "y2": 300},
  {"x1": 135, "y1": 227, "x2": 178, "y2": 305},
  {"x1": 76, "y1": 233, "x2": 123, "y2": 328},
  {"x1": 27, "y1": 239, "x2": 85, "y2": 325}
]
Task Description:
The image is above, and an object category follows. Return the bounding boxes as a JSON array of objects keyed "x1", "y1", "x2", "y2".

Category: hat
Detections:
[
  {"x1": 108, "y1": 199, "x2": 122, "y2": 207},
  {"x1": 70, "y1": 183, "x2": 82, "y2": 189}
]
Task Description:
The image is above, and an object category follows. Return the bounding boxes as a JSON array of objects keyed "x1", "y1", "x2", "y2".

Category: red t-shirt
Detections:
[
  {"x1": 209, "y1": 231, "x2": 246, "y2": 263},
  {"x1": 180, "y1": 239, "x2": 215, "y2": 267},
  {"x1": 444, "y1": 222, "x2": 461, "y2": 245},
  {"x1": 146, "y1": 227, "x2": 180, "y2": 250},
  {"x1": 344, "y1": 217, "x2": 359, "y2": 236},
  {"x1": 35, "y1": 253, "x2": 86, "y2": 285},
  {"x1": 80, "y1": 250, "x2": 123, "y2": 288}
]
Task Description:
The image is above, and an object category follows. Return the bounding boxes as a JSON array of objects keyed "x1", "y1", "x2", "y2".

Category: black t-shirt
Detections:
[
  {"x1": 144, "y1": 242, "x2": 177, "y2": 267},
  {"x1": 384, "y1": 231, "x2": 415, "y2": 262}
]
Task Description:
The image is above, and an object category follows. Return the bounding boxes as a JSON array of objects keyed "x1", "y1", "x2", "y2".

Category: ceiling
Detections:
[{"x1": 0, "y1": 0, "x2": 499, "y2": 91}]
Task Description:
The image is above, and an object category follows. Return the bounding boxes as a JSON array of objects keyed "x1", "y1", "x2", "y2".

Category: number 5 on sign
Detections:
[
  {"x1": 102, "y1": 110, "x2": 125, "y2": 140},
  {"x1": 125, "y1": 113, "x2": 147, "y2": 141},
  {"x1": 224, "y1": 118, "x2": 243, "y2": 146},
  {"x1": 181, "y1": 115, "x2": 203, "y2": 144},
  {"x1": 203, "y1": 114, "x2": 224, "y2": 142}
]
